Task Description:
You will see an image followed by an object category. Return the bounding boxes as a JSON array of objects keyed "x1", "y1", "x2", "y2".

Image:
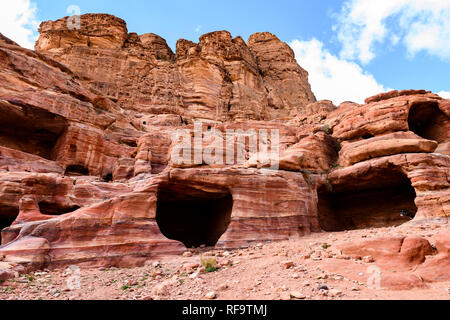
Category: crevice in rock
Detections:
[
  {"x1": 362, "y1": 133, "x2": 375, "y2": 139},
  {"x1": 318, "y1": 168, "x2": 417, "y2": 231},
  {"x1": 156, "y1": 183, "x2": 233, "y2": 248},
  {"x1": 64, "y1": 165, "x2": 90, "y2": 176},
  {"x1": 38, "y1": 201, "x2": 81, "y2": 216},
  {"x1": 102, "y1": 173, "x2": 113, "y2": 182},
  {"x1": 120, "y1": 139, "x2": 137, "y2": 148},
  {"x1": 151, "y1": 164, "x2": 167, "y2": 175}
]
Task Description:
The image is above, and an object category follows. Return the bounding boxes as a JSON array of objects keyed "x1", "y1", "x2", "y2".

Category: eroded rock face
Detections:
[
  {"x1": 248, "y1": 32, "x2": 317, "y2": 119},
  {"x1": 330, "y1": 231, "x2": 450, "y2": 290},
  {"x1": 0, "y1": 14, "x2": 448, "y2": 277},
  {"x1": 35, "y1": 15, "x2": 316, "y2": 123},
  {"x1": 36, "y1": 14, "x2": 128, "y2": 50}
]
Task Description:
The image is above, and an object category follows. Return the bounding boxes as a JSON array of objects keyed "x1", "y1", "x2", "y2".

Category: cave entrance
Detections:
[
  {"x1": 64, "y1": 165, "x2": 90, "y2": 176},
  {"x1": 38, "y1": 202, "x2": 81, "y2": 216},
  {"x1": 318, "y1": 168, "x2": 417, "y2": 231},
  {"x1": 0, "y1": 205, "x2": 19, "y2": 245},
  {"x1": 156, "y1": 184, "x2": 233, "y2": 248},
  {"x1": 0, "y1": 102, "x2": 67, "y2": 160},
  {"x1": 408, "y1": 101, "x2": 448, "y2": 142}
]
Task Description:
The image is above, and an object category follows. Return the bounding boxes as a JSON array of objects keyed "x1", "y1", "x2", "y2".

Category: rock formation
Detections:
[{"x1": 0, "y1": 14, "x2": 448, "y2": 283}]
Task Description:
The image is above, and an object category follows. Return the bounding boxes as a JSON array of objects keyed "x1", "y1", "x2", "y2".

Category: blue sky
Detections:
[{"x1": 1, "y1": 0, "x2": 450, "y2": 104}]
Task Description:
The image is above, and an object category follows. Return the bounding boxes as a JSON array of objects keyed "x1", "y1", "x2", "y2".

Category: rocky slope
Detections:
[
  {"x1": 1, "y1": 218, "x2": 448, "y2": 300},
  {"x1": 0, "y1": 14, "x2": 449, "y2": 294}
]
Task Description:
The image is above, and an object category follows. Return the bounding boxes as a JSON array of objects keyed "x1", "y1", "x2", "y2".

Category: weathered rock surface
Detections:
[
  {"x1": 338, "y1": 132, "x2": 438, "y2": 167},
  {"x1": 35, "y1": 14, "x2": 316, "y2": 123},
  {"x1": 325, "y1": 230, "x2": 450, "y2": 290},
  {"x1": 339, "y1": 236, "x2": 435, "y2": 270},
  {"x1": 279, "y1": 132, "x2": 339, "y2": 171},
  {"x1": 0, "y1": 13, "x2": 448, "y2": 284}
]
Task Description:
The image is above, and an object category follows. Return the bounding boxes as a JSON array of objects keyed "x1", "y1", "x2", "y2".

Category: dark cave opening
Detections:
[
  {"x1": 408, "y1": 101, "x2": 448, "y2": 142},
  {"x1": 156, "y1": 184, "x2": 233, "y2": 248},
  {"x1": 64, "y1": 165, "x2": 90, "y2": 176},
  {"x1": 0, "y1": 205, "x2": 19, "y2": 245},
  {"x1": 0, "y1": 103, "x2": 67, "y2": 160},
  {"x1": 102, "y1": 173, "x2": 113, "y2": 182},
  {"x1": 318, "y1": 168, "x2": 417, "y2": 232},
  {"x1": 38, "y1": 202, "x2": 81, "y2": 216},
  {"x1": 362, "y1": 133, "x2": 375, "y2": 139}
]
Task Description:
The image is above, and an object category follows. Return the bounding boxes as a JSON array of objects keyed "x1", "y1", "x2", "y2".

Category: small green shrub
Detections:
[
  {"x1": 156, "y1": 53, "x2": 167, "y2": 60},
  {"x1": 322, "y1": 125, "x2": 331, "y2": 134},
  {"x1": 205, "y1": 266, "x2": 218, "y2": 273},
  {"x1": 201, "y1": 256, "x2": 218, "y2": 273}
]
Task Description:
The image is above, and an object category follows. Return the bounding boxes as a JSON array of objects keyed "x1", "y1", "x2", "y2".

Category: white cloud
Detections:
[
  {"x1": 291, "y1": 38, "x2": 387, "y2": 105},
  {"x1": 438, "y1": 91, "x2": 450, "y2": 99},
  {"x1": 336, "y1": 0, "x2": 450, "y2": 64},
  {"x1": 0, "y1": 0, "x2": 39, "y2": 49}
]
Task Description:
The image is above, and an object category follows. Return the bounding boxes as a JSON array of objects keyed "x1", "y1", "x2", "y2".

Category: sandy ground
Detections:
[{"x1": 0, "y1": 219, "x2": 449, "y2": 301}]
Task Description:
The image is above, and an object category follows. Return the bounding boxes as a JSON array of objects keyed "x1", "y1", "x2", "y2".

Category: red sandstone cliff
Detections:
[{"x1": 0, "y1": 14, "x2": 448, "y2": 280}]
